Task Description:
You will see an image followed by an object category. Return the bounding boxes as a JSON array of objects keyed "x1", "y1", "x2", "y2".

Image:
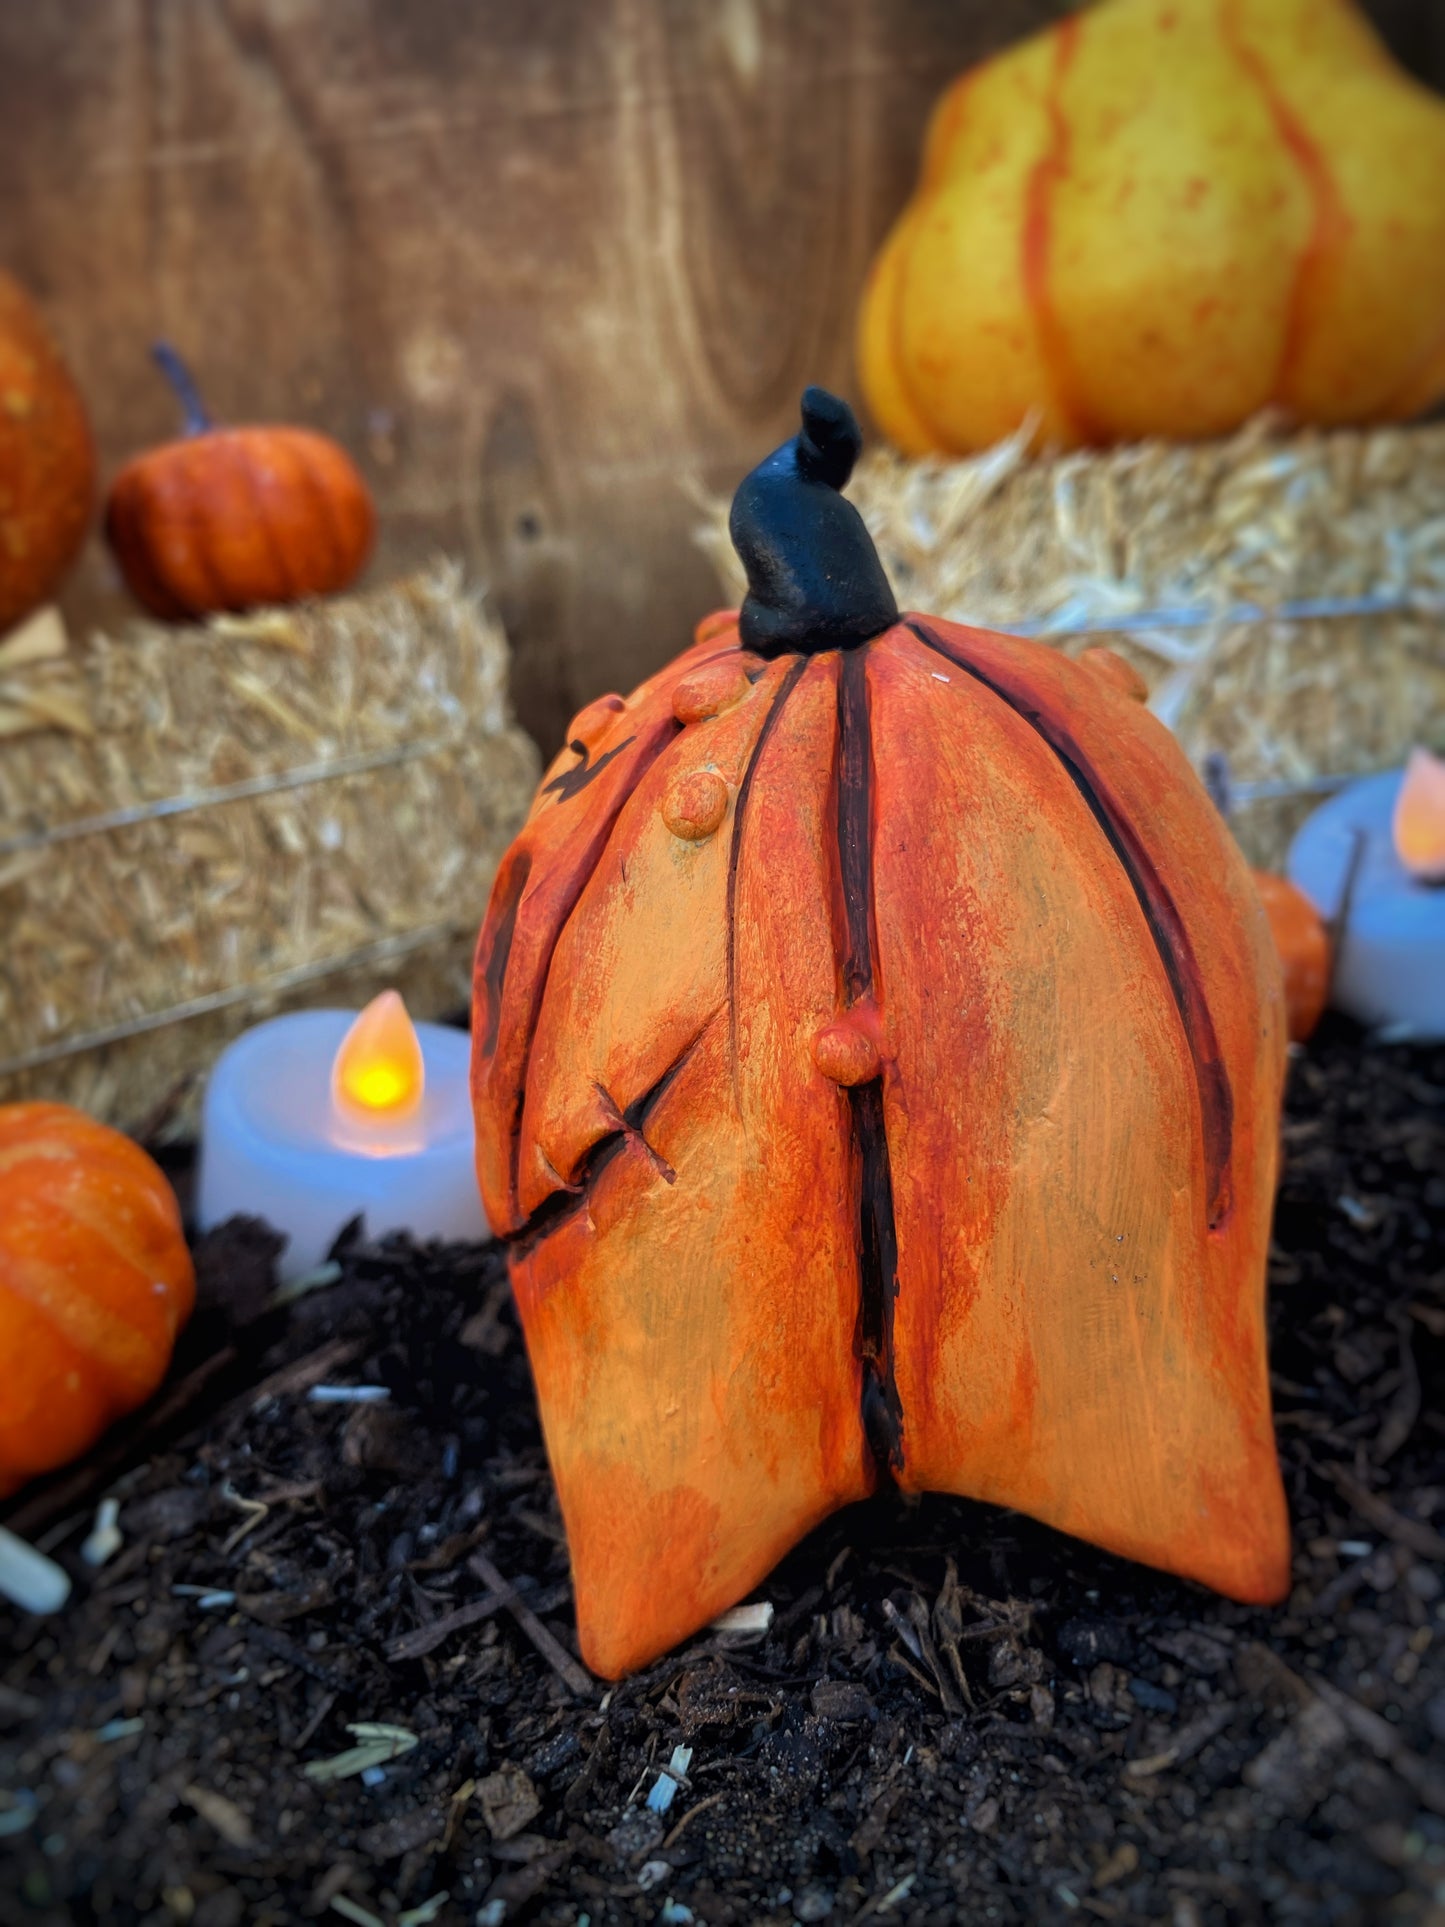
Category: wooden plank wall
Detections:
[{"x1": 2, "y1": 0, "x2": 1442, "y2": 753}]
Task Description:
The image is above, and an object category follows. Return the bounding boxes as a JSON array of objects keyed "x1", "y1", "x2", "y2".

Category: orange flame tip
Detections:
[
  {"x1": 1393, "y1": 747, "x2": 1445, "y2": 884},
  {"x1": 332, "y1": 990, "x2": 425, "y2": 1118}
]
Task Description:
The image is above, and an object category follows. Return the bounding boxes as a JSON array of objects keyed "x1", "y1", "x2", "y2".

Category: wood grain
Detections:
[{"x1": 0, "y1": 1, "x2": 1437, "y2": 750}]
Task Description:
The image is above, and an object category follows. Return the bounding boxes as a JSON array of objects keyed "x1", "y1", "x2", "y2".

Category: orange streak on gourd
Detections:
[
  {"x1": 1217, "y1": 0, "x2": 1349, "y2": 405},
  {"x1": 1019, "y1": 15, "x2": 1090, "y2": 446}
]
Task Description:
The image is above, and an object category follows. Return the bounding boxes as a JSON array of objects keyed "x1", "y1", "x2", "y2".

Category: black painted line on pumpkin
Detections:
[
  {"x1": 907, "y1": 619, "x2": 1234, "y2": 1228},
  {"x1": 851, "y1": 1079, "x2": 906, "y2": 1479},
  {"x1": 725, "y1": 655, "x2": 810, "y2": 1078},
  {"x1": 836, "y1": 644, "x2": 905, "y2": 1481},
  {"x1": 837, "y1": 641, "x2": 877, "y2": 1005},
  {"x1": 594, "y1": 1081, "x2": 677, "y2": 1185},
  {"x1": 543, "y1": 736, "x2": 638, "y2": 802},
  {"x1": 475, "y1": 849, "x2": 532, "y2": 1062},
  {"x1": 509, "y1": 1132, "x2": 627, "y2": 1257},
  {"x1": 508, "y1": 1029, "x2": 706, "y2": 1256}
]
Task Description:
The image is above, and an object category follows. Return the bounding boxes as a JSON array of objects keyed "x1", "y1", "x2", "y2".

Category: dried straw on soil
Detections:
[
  {"x1": 698, "y1": 415, "x2": 1445, "y2": 869},
  {"x1": 0, "y1": 564, "x2": 539, "y2": 1134}
]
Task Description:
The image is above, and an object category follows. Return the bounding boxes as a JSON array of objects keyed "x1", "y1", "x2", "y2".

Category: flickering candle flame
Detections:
[
  {"x1": 331, "y1": 990, "x2": 425, "y2": 1119},
  {"x1": 1392, "y1": 746, "x2": 1445, "y2": 884}
]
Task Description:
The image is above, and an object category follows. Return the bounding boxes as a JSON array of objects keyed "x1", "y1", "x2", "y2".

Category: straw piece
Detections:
[{"x1": 0, "y1": 563, "x2": 539, "y2": 1135}]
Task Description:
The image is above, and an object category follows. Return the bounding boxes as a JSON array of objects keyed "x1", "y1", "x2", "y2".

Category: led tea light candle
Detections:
[
  {"x1": 1286, "y1": 748, "x2": 1445, "y2": 1041},
  {"x1": 196, "y1": 991, "x2": 487, "y2": 1279}
]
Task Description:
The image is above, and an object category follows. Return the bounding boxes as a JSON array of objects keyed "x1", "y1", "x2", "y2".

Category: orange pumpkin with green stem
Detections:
[
  {"x1": 472, "y1": 389, "x2": 1290, "y2": 1680},
  {"x1": 0, "y1": 1103, "x2": 195, "y2": 1498},
  {"x1": 105, "y1": 343, "x2": 375, "y2": 620}
]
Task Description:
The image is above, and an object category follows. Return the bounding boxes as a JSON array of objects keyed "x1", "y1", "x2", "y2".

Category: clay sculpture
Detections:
[{"x1": 472, "y1": 390, "x2": 1289, "y2": 1679}]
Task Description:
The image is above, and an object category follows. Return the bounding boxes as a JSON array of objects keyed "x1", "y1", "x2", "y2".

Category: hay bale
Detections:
[
  {"x1": 0, "y1": 563, "x2": 539, "y2": 1136},
  {"x1": 697, "y1": 416, "x2": 1445, "y2": 869}
]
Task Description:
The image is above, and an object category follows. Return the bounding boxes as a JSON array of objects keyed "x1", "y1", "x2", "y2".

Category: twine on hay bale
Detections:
[
  {"x1": 697, "y1": 414, "x2": 1445, "y2": 870},
  {"x1": 0, "y1": 562, "x2": 540, "y2": 1136}
]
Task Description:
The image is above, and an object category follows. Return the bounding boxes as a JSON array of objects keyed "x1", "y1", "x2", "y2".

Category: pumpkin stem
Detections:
[
  {"x1": 151, "y1": 341, "x2": 214, "y2": 436},
  {"x1": 729, "y1": 387, "x2": 898, "y2": 658}
]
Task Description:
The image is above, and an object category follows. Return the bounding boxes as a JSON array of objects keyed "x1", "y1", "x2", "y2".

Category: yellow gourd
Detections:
[{"x1": 858, "y1": 0, "x2": 1445, "y2": 454}]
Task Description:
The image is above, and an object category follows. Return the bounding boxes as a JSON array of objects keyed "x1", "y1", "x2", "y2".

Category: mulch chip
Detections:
[{"x1": 1, "y1": 1018, "x2": 1443, "y2": 1925}]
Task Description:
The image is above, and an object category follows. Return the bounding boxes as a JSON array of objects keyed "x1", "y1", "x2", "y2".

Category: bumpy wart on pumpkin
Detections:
[{"x1": 470, "y1": 388, "x2": 1290, "y2": 1680}]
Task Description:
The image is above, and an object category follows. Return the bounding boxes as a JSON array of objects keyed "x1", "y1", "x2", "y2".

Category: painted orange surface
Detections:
[
  {"x1": 0, "y1": 1103, "x2": 195, "y2": 1498},
  {"x1": 0, "y1": 273, "x2": 94, "y2": 634},
  {"x1": 106, "y1": 423, "x2": 374, "y2": 620},
  {"x1": 1252, "y1": 870, "x2": 1331, "y2": 1042},
  {"x1": 472, "y1": 610, "x2": 1290, "y2": 1678},
  {"x1": 857, "y1": 0, "x2": 1445, "y2": 454}
]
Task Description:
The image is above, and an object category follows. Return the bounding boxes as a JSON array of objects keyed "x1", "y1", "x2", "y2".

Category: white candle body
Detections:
[
  {"x1": 197, "y1": 1010, "x2": 488, "y2": 1280},
  {"x1": 1287, "y1": 768, "x2": 1445, "y2": 1042}
]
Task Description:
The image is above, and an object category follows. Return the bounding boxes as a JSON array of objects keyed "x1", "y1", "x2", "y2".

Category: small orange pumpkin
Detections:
[
  {"x1": 105, "y1": 344, "x2": 375, "y2": 620},
  {"x1": 0, "y1": 273, "x2": 95, "y2": 634},
  {"x1": 1252, "y1": 869, "x2": 1331, "y2": 1042},
  {"x1": 472, "y1": 390, "x2": 1290, "y2": 1679},
  {"x1": 0, "y1": 1103, "x2": 195, "y2": 1499}
]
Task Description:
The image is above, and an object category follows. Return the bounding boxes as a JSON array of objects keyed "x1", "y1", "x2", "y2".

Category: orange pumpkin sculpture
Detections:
[
  {"x1": 858, "y1": 0, "x2": 1445, "y2": 454},
  {"x1": 0, "y1": 273, "x2": 95, "y2": 634},
  {"x1": 106, "y1": 344, "x2": 375, "y2": 620},
  {"x1": 472, "y1": 391, "x2": 1290, "y2": 1679},
  {"x1": 0, "y1": 1103, "x2": 195, "y2": 1498}
]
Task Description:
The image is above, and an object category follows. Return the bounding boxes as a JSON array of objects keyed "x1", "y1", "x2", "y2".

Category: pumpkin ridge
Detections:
[
  {"x1": 289, "y1": 433, "x2": 346, "y2": 588},
  {"x1": 1217, "y1": 0, "x2": 1349, "y2": 406},
  {"x1": 474, "y1": 849, "x2": 532, "y2": 1063},
  {"x1": 1020, "y1": 12, "x2": 1092, "y2": 446},
  {"x1": 906, "y1": 618, "x2": 1234, "y2": 1227},
  {"x1": 477, "y1": 640, "x2": 745, "y2": 1227},
  {"x1": 502, "y1": 711, "x2": 690, "y2": 1219},
  {"x1": 103, "y1": 480, "x2": 186, "y2": 620},
  {"x1": 506, "y1": 1024, "x2": 714, "y2": 1258},
  {"x1": 0, "y1": 1242, "x2": 161, "y2": 1400},
  {"x1": 236, "y1": 432, "x2": 298, "y2": 606},
  {"x1": 725, "y1": 655, "x2": 808, "y2": 1079},
  {"x1": 835, "y1": 642, "x2": 903, "y2": 1478},
  {"x1": 172, "y1": 451, "x2": 231, "y2": 619}
]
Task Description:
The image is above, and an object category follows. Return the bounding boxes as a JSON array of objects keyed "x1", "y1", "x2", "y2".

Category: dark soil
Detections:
[{"x1": 2, "y1": 1020, "x2": 1444, "y2": 1927}]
